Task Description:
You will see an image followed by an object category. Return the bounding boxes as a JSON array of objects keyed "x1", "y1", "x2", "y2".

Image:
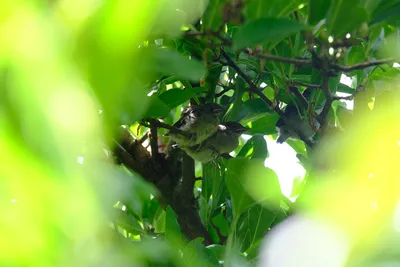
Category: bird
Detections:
[
  {"x1": 166, "y1": 103, "x2": 225, "y2": 146},
  {"x1": 275, "y1": 88, "x2": 320, "y2": 144},
  {"x1": 180, "y1": 122, "x2": 249, "y2": 163}
]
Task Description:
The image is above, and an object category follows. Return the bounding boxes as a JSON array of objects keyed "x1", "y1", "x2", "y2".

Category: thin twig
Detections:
[
  {"x1": 143, "y1": 118, "x2": 191, "y2": 138},
  {"x1": 215, "y1": 85, "x2": 235, "y2": 97},
  {"x1": 290, "y1": 80, "x2": 321, "y2": 89},
  {"x1": 184, "y1": 30, "x2": 232, "y2": 46},
  {"x1": 332, "y1": 58, "x2": 394, "y2": 72},
  {"x1": 220, "y1": 49, "x2": 315, "y2": 148},
  {"x1": 220, "y1": 49, "x2": 284, "y2": 116},
  {"x1": 245, "y1": 49, "x2": 312, "y2": 66}
]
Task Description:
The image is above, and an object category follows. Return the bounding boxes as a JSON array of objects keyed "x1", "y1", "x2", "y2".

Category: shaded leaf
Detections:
[
  {"x1": 225, "y1": 159, "x2": 257, "y2": 218},
  {"x1": 212, "y1": 213, "x2": 230, "y2": 237},
  {"x1": 152, "y1": 48, "x2": 206, "y2": 81},
  {"x1": 114, "y1": 209, "x2": 144, "y2": 235},
  {"x1": 248, "y1": 113, "x2": 280, "y2": 135},
  {"x1": 308, "y1": 0, "x2": 330, "y2": 25},
  {"x1": 231, "y1": 98, "x2": 273, "y2": 124},
  {"x1": 165, "y1": 206, "x2": 182, "y2": 241},
  {"x1": 326, "y1": 1, "x2": 369, "y2": 37},
  {"x1": 202, "y1": 0, "x2": 225, "y2": 31},
  {"x1": 159, "y1": 87, "x2": 207, "y2": 109},
  {"x1": 235, "y1": 204, "x2": 276, "y2": 252},
  {"x1": 233, "y1": 18, "x2": 308, "y2": 50},
  {"x1": 245, "y1": 0, "x2": 306, "y2": 20},
  {"x1": 237, "y1": 135, "x2": 269, "y2": 159}
]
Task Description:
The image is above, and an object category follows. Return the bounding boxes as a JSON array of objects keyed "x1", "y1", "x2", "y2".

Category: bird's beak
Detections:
[{"x1": 237, "y1": 127, "x2": 250, "y2": 133}]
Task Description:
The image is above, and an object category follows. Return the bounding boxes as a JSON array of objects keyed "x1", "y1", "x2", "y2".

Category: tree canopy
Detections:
[{"x1": 2, "y1": 1, "x2": 400, "y2": 266}]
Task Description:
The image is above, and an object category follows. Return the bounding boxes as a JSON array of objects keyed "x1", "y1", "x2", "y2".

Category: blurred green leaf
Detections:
[
  {"x1": 286, "y1": 139, "x2": 307, "y2": 156},
  {"x1": 248, "y1": 113, "x2": 279, "y2": 135},
  {"x1": 245, "y1": 0, "x2": 306, "y2": 20},
  {"x1": 114, "y1": 209, "x2": 144, "y2": 235},
  {"x1": 151, "y1": 48, "x2": 207, "y2": 81},
  {"x1": 202, "y1": 162, "x2": 227, "y2": 223},
  {"x1": 326, "y1": 1, "x2": 369, "y2": 37},
  {"x1": 308, "y1": 0, "x2": 330, "y2": 25},
  {"x1": 233, "y1": 18, "x2": 308, "y2": 50},
  {"x1": 225, "y1": 159, "x2": 256, "y2": 219},
  {"x1": 237, "y1": 135, "x2": 269, "y2": 159},
  {"x1": 142, "y1": 95, "x2": 172, "y2": 118},
  {"x1": 235, "y1": 204, "x2": 276, "y2": 252},
  {"x1": 206, "y1": 244, "x2": 226, "y2": 261},
  {"x1": 212, "y1": 213, "x2": 230, "y2": 237},
  {"x1": 159, "y1": 87, "x2": 207, "y2": 109},
  {"x1": 202, "y1": 0, "x2": 225, "y2": 31},
  {"x1": 231, "y1": 98, "x2": 273, "y2": 124},
  {"x1": 165, "y1": 206, "x2": 182, "y2": 241}
]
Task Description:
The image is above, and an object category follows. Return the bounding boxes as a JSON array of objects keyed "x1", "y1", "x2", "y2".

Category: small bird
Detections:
[
  {"x1": 276, "y1": 88, "x2": 320, "y2": 144},
  {"x1": 166, "y1": 103, "x2": 224, "y2": 146},
  {"x1": 180, "y1": 122, "x2": 249, "y2": 163}
]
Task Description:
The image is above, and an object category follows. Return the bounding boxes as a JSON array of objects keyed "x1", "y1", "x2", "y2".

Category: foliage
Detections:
[{"x1": 1, "y1": 0, "x2": 400, "y2": 266}]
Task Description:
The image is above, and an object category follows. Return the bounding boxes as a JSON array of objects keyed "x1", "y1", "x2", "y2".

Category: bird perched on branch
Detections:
[
  {"x1": 166, "y1": 103, "x2": 225, "y2": 146},
  {"x1": 276, "y1": 88, "x2": 320, "y2": 144},
  {"x1": 180, "y1": 122, "x2": 248, "y2": 163}
]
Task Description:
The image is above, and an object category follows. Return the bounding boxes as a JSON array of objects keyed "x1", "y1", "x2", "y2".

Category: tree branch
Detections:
[
  {"x1": 245, "y1": 49, "x2": 312, "y2": 66},
  {"x1": 317, "y1": 75, "x2": 333, "y2": 132},
  {"x1": 113, "y1": 127, "x2": 212, "y2": 245},
  {"x1": 290, "y1": 80, "x2": 321, "y2": 89},
  {"x1": 220, "y1": 49, "x2": 315, "y2": 148},
  {"x1": 142, "y1": 118, "x2": 191, "y2": 138},
  {"x1": 332, "y1": 58, "x2": 394, "y2": 72}
]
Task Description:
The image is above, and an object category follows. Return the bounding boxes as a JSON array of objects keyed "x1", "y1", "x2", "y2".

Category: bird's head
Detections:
[
  {"x1": 220, "y1": 122, "x2": 249, "y2": 136},
  {"x1": 202, "y1": 103, "x2": 225, "y2": 115}
]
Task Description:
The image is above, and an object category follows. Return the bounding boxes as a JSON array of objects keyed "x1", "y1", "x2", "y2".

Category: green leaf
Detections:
[
  {"x1": 206, "y1": 244, "x2": 226, "y2": 261},
  {"x1": 308, "y1": 0, "x2": 331, "y2": 25},
  {"x1": 225, "y1": 159, "x2": 257, "y2": 219},
  {"x1": 142, "y1": 197, "x2": 161, "y2": 224},
  {"x1": 235, "y1": 204, "x2": 276, "y2": 252},
  {"x1": 202, "y1": 0, "x2": 225, "y2": 31},
  {"x1": 202, "y1": 162, "x2": 227, "y2": 224},
  {"x1": 231, "y1": 98, "x2": 273, "y2": 124},
  {"x1": 212, "y1": 213, "x2": 230, "y2": 237},
  {"x1": 245, "y1": 0, "x2": 306, "y2": 20},
  {"x1": 142, "y1": 95, "x2": 172, "y2": 118},
  {"x1": 248, "y1": 113, "x2": 280, "y2": 135},
  {"x1": 371, "y1": 0, "x2": 400, "y2": 25},
  {"x1": 237, "y1": 135, "x2": 269, "y2": 160},
  {"x1": 165, "y1": 206, "x2": 182, "y2": 241},
  {"x1": 114, "y1": 209, "x2": 144, "y2": 235},
  {"x1": 345, "y1": 46, "x2": 367, "y2": 66},
  {"x1": 182, "y1": 238, "x2": 220, "y2": 267},
  {"x1": 159, "y1": 87, "x2": 207, "y2": 109},
  {"x1": 286, "y1": 139, "x2": 307, "y2": 156},
  {"x1": 233, "y1": 18, "x2": 308, "y2": 50},
  {"x1": 205, "y1": 64, "x2": 223, "y2": 101},
  {"x1": 326, "y1": 1, "x2": 369, "y2": 37},
  {"x1": 337, "y1": 83, "x2": 356, "y2": 94},
  {"x1": 153, "y1": 49, "x2": 206, "y2": 81}
]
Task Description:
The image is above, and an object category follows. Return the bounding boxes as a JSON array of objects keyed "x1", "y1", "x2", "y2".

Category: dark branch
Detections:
[
  {"x1": 142, "y1": 118, "x2": 191, "y2": 138},
  {"x1": 245, "y1": 49, "x2": 312, "y2": 66},
  {"x1": 150, "y1": 126, "x2": 159, "y2": 160},
  {"x1": 184, "y1": 30, "x2": 232, "y2": 46},
  {"x1": 317, "y1": 75, "x2": 333, "y2": 132},
  {"x1": 332, "y1": 58, "x2": 394, "y2": 72},
  {"x1": 113, "y1": 127, "x2": 212, "y2": 245}
]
